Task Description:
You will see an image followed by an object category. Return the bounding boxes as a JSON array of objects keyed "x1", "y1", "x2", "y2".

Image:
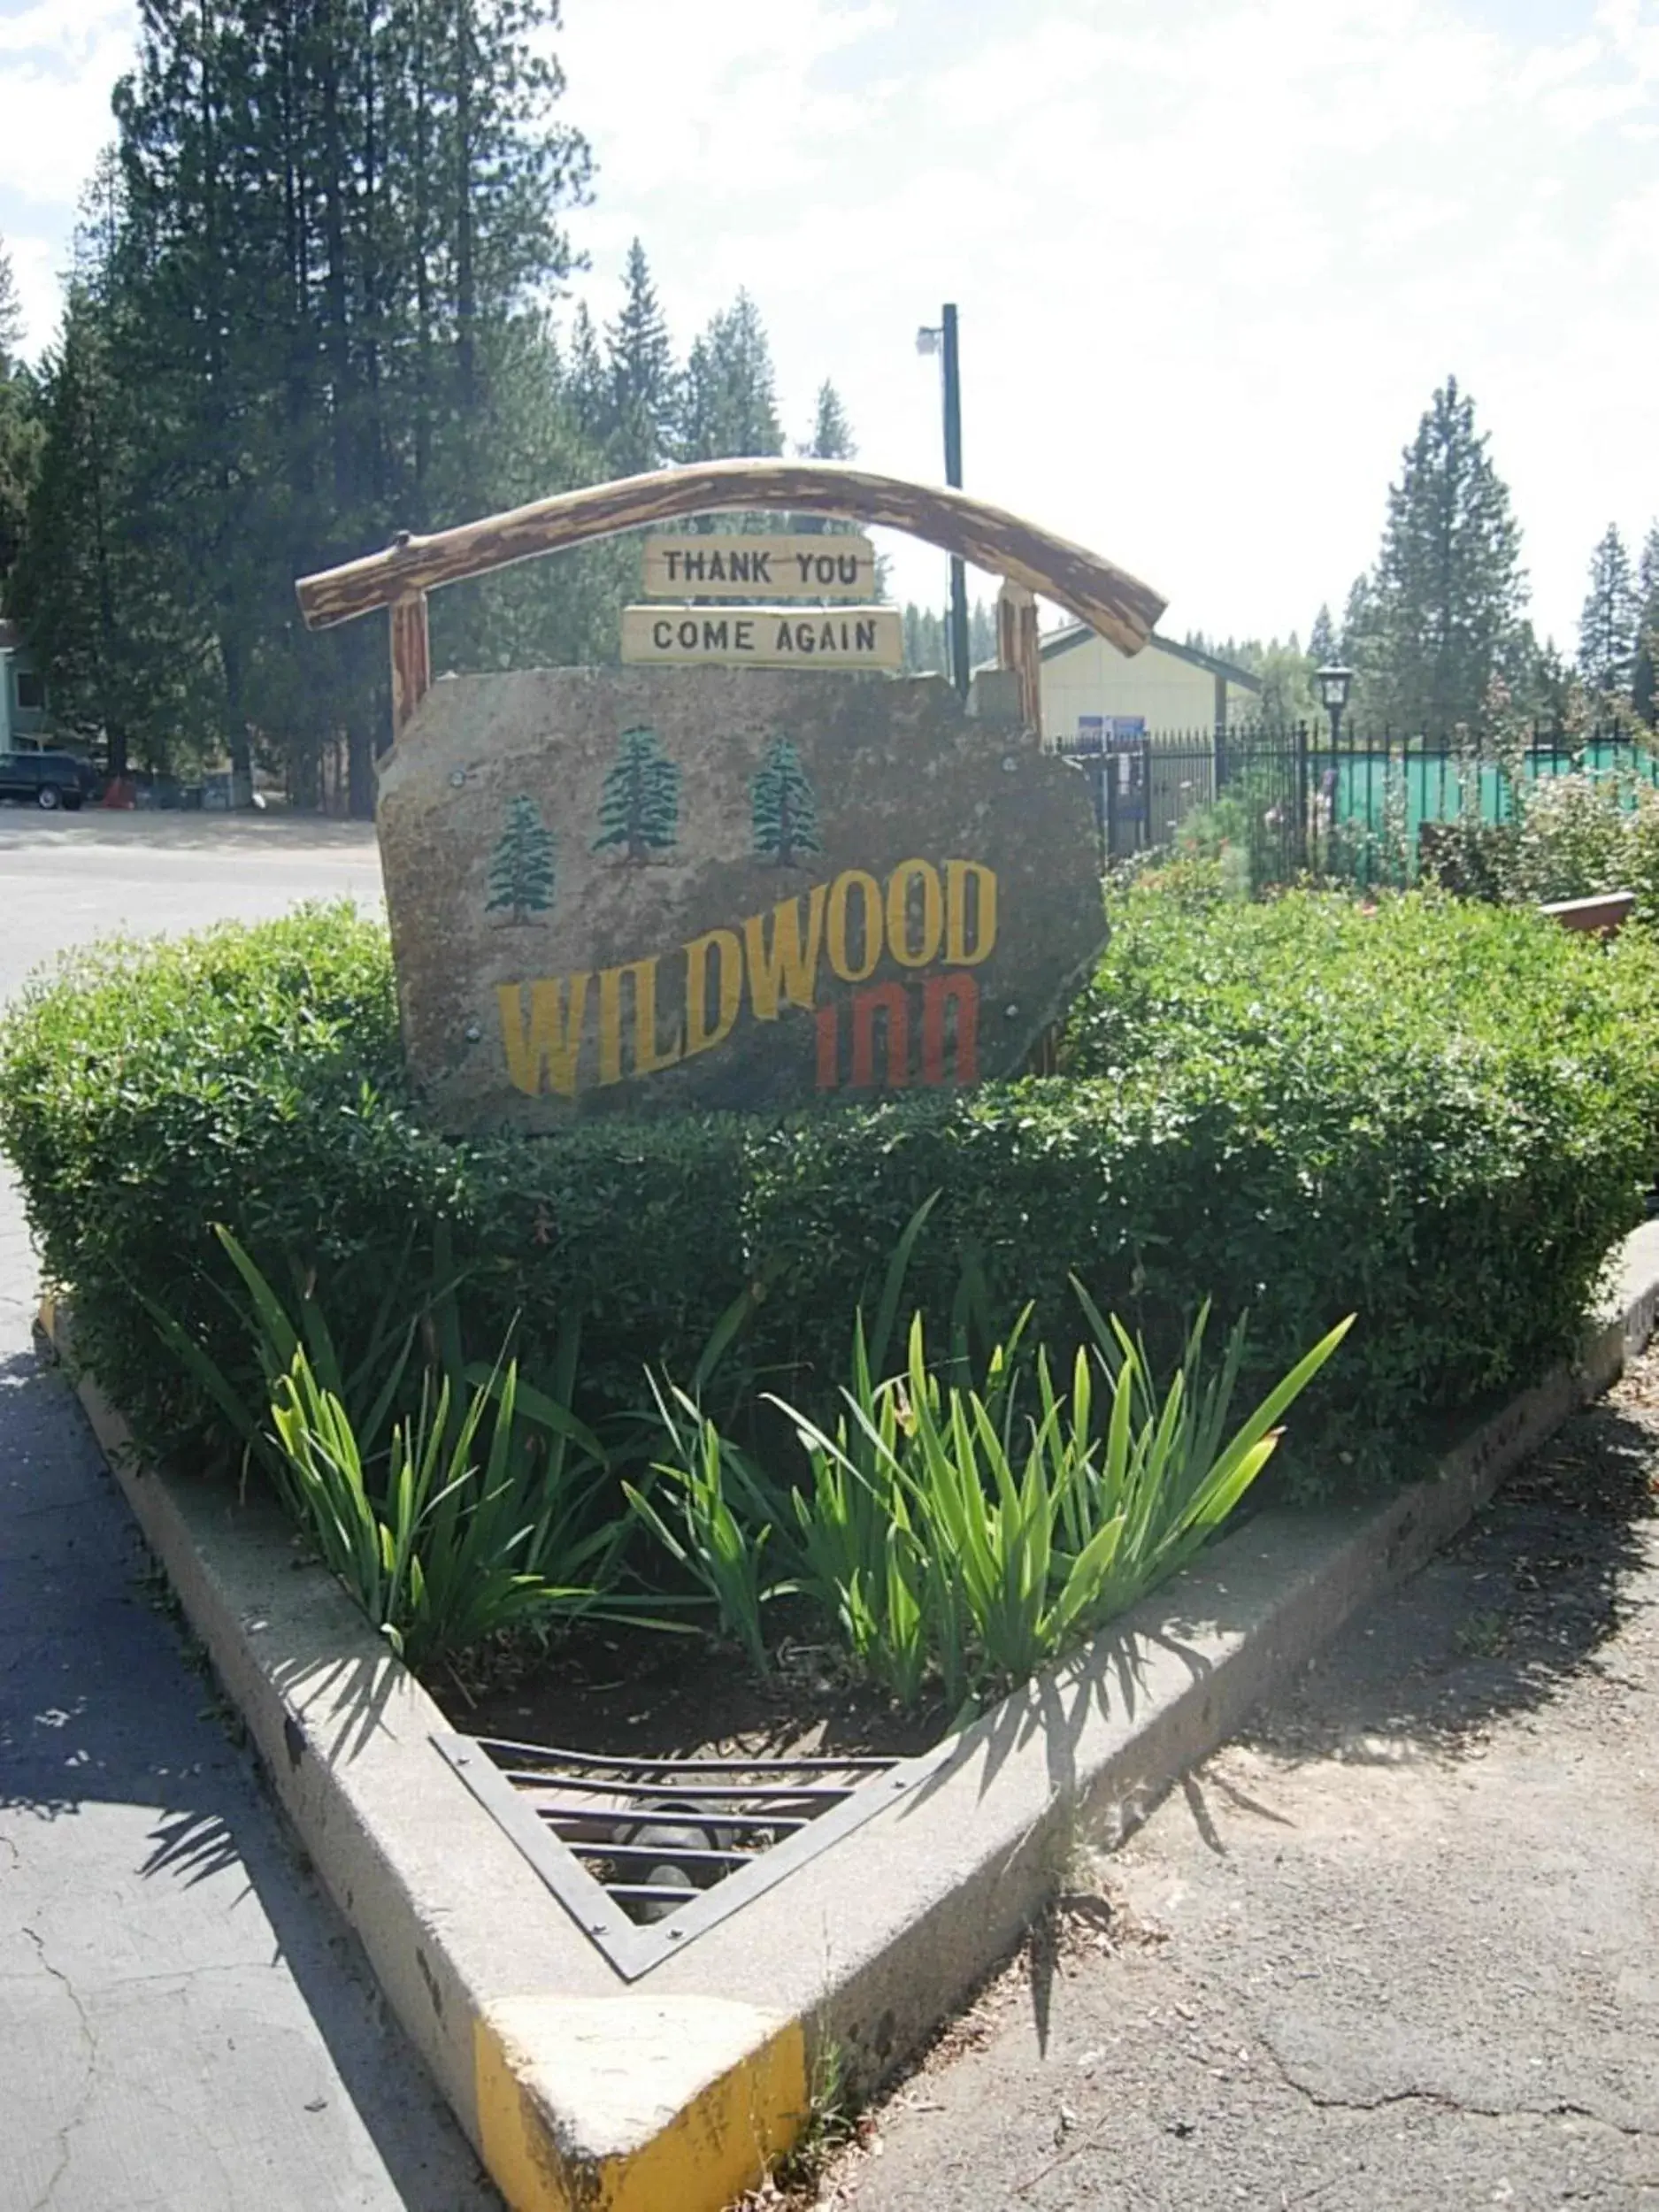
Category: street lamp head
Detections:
[
  {"x1": 916, "y1": 325, "x2": 941, "y2": 357},
  {"x1": 1317, "y1": 662, "x2": 1354, "y2": 713}
]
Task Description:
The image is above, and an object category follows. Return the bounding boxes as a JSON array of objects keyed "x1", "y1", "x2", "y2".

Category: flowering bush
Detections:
[
  {"x1": 1417, "y1": 749, "x2": 1659, "y2": 917},
  {"x1": 1506, "y1": 770, "x2": 1651, "y2": 908}
]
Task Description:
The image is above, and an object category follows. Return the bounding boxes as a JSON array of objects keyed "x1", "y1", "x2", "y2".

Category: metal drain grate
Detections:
[{"x1": 432, "y1": 1730, "x2": 948, "y2": 1978}]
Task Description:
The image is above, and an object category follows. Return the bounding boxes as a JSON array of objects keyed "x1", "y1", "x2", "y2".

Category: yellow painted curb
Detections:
[{"x1": 475, "y1": 1997, "x2": 808, "y2": 2212}]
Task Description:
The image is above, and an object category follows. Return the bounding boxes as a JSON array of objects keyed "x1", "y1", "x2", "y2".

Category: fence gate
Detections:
[
  {"x1": 1058, "y1": 717, "x2": 1152, "y2": 861},
  {"x1": 1216, "y1": 725, "x2": 1310, "y2": 883},
  {"x1": 1056, "y1": 721, "x2": 1310, "y2": 878}
]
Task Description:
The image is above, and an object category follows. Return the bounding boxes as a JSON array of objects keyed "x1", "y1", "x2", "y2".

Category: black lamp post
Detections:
[
  {"x1": 917, "y1": 306, "x2": 970, "y2": 699},
  {"x1": 1317, "y1": 662, "x2": 1354, "y2": 750}
]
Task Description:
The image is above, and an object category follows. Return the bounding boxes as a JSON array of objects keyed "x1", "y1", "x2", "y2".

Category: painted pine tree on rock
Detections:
[
  {"x1": 594, "y1": 726, "x2": 680, "y2": 863},
  {"x1": 751, "y1": 736, "x2": 821, "y2": 867},
  {"x1": 487, "y1": 795, "x2": 557, "y2": 924}
]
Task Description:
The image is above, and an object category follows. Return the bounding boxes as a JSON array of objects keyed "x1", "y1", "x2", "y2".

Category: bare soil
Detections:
[{"x1": 431, "y1": 1616, "x2": 945, "y2": 1764}]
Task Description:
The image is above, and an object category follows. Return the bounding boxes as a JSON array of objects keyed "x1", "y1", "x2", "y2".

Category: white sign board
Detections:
[
  {"x1": 620, "y1": 605, "x2": 903, "y2": 672},
  {"x1": 641, "y1": 533, "x2": 879, "y2": 601}
]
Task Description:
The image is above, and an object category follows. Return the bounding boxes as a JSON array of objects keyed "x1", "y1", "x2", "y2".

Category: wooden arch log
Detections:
[{"x1": 294, "y1": 460, "x2": 1165, "y2": 657}]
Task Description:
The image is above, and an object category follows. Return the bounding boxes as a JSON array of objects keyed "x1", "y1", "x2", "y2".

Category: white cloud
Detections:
[
  {"x1": 0, "y1": 0, "x2": 132, "y2": 334},
  {"x1": 564, "y1": 0, "x2": 1659, "y2": 645},
  {"x1": 0, "y1": 0, "x2": 130, "y2": 57},
  {"x1": 5, "y1": 229, "x2": 60, "y2": 353},
  {"x1": 3, "y1": 0, "x2": 1656, "y2": 649},
  {"x1": 0, "y1": 55, "x2": 125, "y2": 207}
]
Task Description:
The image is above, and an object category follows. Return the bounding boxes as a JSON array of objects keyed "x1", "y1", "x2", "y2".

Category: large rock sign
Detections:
[{"x1": 376, "y1": 666, "x2": 1108, "y2": 1129}]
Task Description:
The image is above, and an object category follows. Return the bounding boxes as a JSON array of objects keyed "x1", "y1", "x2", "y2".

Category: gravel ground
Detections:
[{"x1": 782, "y1": 1348, "x2": 1659, "y2": 2212}]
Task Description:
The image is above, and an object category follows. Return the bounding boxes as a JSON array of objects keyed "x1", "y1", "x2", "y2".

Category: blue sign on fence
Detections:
[{"x1": 1073, "y1": 714, "x2": 1148, "y2": 753}]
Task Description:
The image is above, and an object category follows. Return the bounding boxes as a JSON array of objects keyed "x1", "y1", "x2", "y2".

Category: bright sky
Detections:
[{"x1": 3, "y1": 0, "x2": 1656, "y2": 651}]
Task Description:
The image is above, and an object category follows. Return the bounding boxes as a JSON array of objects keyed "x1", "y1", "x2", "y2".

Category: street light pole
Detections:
[
  {"x1": 918, "y1": 304, "x2": 971, "y2": 697},
  {"x1": 1317, "y1": 662, "x2": 1354, "y2": 752},
  {"x1": 1315, "y1": 662, "x2": 1355, "y2": 872},
  {"x1": 941, "y1": 304, "x2": 970, "y2": 699}
]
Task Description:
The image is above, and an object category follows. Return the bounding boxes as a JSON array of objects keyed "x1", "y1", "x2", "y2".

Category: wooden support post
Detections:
[
  {"x1": 389, "y1": 591, "x2": 431, "y2": 740},
  {"x1": 1000, "y1": 588, "x2": 1057, "y2": 1076},
  {"x1": 1002, "y1": 583, "x2": 1059, "y2": 1077},
  {"x1": 996, "y1": 580, "x2": 1042, "y2": 741}
]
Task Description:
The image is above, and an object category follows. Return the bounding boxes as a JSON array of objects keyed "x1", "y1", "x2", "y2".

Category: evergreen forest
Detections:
[{"x1": 0, "y1": 0, "x2": 865, "y2": 810}]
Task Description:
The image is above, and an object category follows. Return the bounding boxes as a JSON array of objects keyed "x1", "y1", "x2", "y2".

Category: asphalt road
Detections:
[{"x1": 0, "y1": 815, "x2": 500, "y2": 2211}]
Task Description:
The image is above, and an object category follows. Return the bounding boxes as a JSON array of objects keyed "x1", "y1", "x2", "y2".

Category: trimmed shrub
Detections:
[
  {"x1": 0, "y1": 909, "x2": 754, "y2": 1444},
  {"x1": 4, "y1": 889, "x2": 1658, "y2": 1494},
  {"x1": 1060, "y1": 889, "x2": 1659, "y2": 1472}
]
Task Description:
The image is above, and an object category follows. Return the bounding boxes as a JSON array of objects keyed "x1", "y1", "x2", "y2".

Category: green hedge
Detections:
[{"x1": 4, "y1": 888, "x2": 1658, "y2": 1494}]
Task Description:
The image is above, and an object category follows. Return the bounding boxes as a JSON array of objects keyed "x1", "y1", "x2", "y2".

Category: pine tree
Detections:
[
  {"x1": 675, "y1": 290, "x2": 781, "y2": 460},
  {"x1": 901, "y1": 599, "x2": 997, "y2": 675},
  {"x1": 1631, "y1": 522, "x2": 1659, "y2": 727},
  {"x1": 804, "y1": 380, "x2": 854, "y2": 461},
  {"x1": 1577, "y1": 525, "x2": 1639, "y2": 702},
  {"x1": 674, "y1": 335, "x2": 716, "y2": 465},
  {"x1": 564, "y1": 300, "x2": 609, "y2": 449},
  {"x1": 902, "y1": 603, "x2": 945, "y2": 674},
  {"x1": 1640, "y1": 525, "x2": 1659, "y2": 623},
  {"x1": 10, "y1": 287, "x2": 140, "y2": 766},
  {"x1": 1340, "y1": 573, "x2": 1375, "y2": 657},
  {"x1": 593, "y1": 724, "x2": 680, "y2": 862},
  {"x1": 23, "y1": 0, "x2": 595, "y2": 805},
  {"x1": 13, "y1": 167, "x2": 235, "y2": 778},
  {"x1": 487, "y1": 794, "x2": 557, "y2": 921},
  {"x1": 605, "y1": 240, "x2": 674, "y2": 475},
  {"x1": 0, "y1": 382, "x2": 36, "y2": 607},
  {"x1": 0, "y1": 235, "x2": 40, "y2": 603},
  {"x1": 1308, "y1": 603, "x2": 1337, "y2": 667},
  {"x1": 1255, "y1": 641, "x2": 1317, "y2": 727},
  {"x1": 0, "y1": 239, "x2": 21, "y2": 368},
  {"x1": 1529, "y1": 635, "x2": 1578, "y2": 730},
  {"x1": 1336, "y1": 575, "x2": 1383, "y2": 724},
  {"x1": 785, "y1": 377, "x2": 857, "y2": 538},
  {"x1": 750, "y1": 736, "x2": 820, "y2": 866},
  {"x1": 1357, "y1": 378, "x2": 1526, "y2": 734}
]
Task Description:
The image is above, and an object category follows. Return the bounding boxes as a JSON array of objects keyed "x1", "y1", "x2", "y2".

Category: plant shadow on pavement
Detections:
[
  {"x1": 1237, "y1": 1381, "x2": 1659, "y2": 1769},
  {"x1": 771, "y1": 1379, "x2": 1659, "y2": 2183}
]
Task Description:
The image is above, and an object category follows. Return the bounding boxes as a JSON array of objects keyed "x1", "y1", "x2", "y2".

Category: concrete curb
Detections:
[{"x1": 37, "y1": 1217, "x2": 1659, "y2": 2211}]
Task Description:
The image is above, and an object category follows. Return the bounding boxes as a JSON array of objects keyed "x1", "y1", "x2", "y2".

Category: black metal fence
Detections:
[{"x1": 1054, "y1": 722, "x2": 1659, "y2": 887}]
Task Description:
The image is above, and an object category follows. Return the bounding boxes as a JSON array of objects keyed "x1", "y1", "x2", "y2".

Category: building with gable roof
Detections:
[{"x1": 1039, "y1": 621, "x2": 1261, "y2": 744}]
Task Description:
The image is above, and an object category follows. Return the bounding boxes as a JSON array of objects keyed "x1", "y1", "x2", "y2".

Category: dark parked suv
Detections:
[{"x1": 0, "y1": 750, "x2": 92, "y2": 810}]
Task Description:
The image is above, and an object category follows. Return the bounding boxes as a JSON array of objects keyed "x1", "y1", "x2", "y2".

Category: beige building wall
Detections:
[{"x1": 1040, "y1": 629, "x2": 1258, "y2": 742}]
